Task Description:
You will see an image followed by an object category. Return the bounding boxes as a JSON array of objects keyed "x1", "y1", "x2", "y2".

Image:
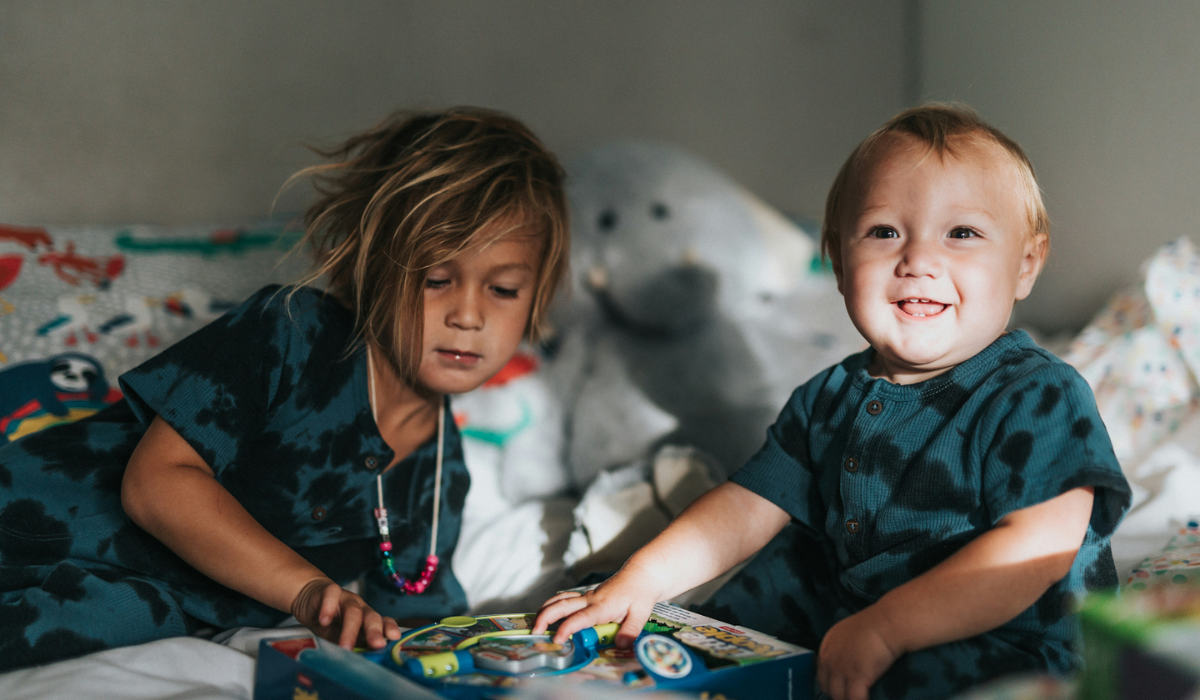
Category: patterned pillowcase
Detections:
[
  {"x1": 0, "y1": 221, "x2": 310, "y2": 442},
  {"x1": 1125, "y1": 517, "x2": 1200, "y2": 591}
]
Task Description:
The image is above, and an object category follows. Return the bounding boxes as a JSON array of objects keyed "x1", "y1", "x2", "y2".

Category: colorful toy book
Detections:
[{"x1": 253, "y1": 602, "x2": 813, "y2": 700}]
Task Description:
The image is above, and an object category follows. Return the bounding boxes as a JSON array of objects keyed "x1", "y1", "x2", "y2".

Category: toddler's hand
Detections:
[
  {"x1": 291, "y1": 578, "x2": 401, "y2": 650},
  {"x1": 532, "y1": 566, "x2": 662, "y2": 648},
  {"x1": 817, "y1": 608, "x2": 900, "y2": 700}
]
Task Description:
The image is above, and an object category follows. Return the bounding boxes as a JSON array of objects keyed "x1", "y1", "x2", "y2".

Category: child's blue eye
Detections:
[
  {"x1": 948, "y1": 227, "x2": 978, "y2": 239},
  {"x1": 869, "y1": 226, "x2": 898, "y2": 239},
  {"x1": 492, "y1": 286, "x2": 519, "y2": 299}
]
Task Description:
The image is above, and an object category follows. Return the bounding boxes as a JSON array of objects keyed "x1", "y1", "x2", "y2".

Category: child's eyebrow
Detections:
[{"x1": 489, "y1": 262, "x2": 535, "y2": 273}]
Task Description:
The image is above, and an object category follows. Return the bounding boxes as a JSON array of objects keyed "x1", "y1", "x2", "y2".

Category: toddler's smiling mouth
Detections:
[{"x1": 896, "y1": 299, "x2": 949, "y2": 318}]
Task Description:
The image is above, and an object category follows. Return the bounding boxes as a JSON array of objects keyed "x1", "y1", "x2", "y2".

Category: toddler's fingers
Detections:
[
  {"x1": 533, "y1": 595, "x2": 589, "y2": 634},
  {"x1": 539, "y1": 590, "x2": 583, "y2": 609},
  {"x1": 552, "y1": 604, "x2": 616, "y2": 646},
  {"x1": 383, "y1": 616, "x2": 401, "y2": 641},
  {"x1": 613, "y1": 600, "x2": 652, "y2": 649},
  {"x1": 339, "y1": 604, "x2": 364, "y2": 649}
]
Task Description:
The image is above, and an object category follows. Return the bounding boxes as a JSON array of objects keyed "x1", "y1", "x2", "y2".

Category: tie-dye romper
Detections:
[
  {"x1": 0, "y1": 286, "x2": 469, "y2": 670},
  {"x1": 695, "y1": 330, "x2": 1132, "y2": 700}
]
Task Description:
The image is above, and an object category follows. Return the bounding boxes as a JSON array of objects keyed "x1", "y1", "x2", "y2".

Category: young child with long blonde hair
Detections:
[{"x1": 0, "y1": 107, "x2": 568, "y2": 670}]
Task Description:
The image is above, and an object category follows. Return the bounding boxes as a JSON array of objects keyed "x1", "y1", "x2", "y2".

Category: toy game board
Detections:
[{"x1": 254, "y1": 602, "x2": 813, "y2": 699}]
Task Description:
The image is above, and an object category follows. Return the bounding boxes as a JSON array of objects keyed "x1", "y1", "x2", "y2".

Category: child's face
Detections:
[
  {"x1": 837, "y1": 135, "x2": 1047, "y2": 384},
  {"x1": 416, "y1": 223, "x2": 542, "y2": 395}
]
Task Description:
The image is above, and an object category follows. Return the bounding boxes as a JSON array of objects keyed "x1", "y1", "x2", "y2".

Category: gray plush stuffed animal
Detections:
[{"x1": 549, "y1": 141, "x2": 848, "y2": 483}]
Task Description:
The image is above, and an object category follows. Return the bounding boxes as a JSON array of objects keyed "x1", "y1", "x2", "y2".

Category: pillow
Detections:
[
  {"x1": 1125, "y1": 517, "x2": 1200, "y2": 591},
  {"x1": 0, "y1": 221, "x2": 308, "y2": 442}
]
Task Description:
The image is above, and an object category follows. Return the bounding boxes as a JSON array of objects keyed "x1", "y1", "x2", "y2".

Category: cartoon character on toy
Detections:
[{"x1": 0, "y1": 353, "x2": 121, "y2": 442}]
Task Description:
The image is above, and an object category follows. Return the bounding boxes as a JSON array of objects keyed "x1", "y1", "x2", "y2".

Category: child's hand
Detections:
[
  {"x1": 532, "y1": 566, "x2": 663, "y2": 648},
  {"x1": 291, "y1": 578, "x2": 402, "y2": 650},
  {"x1": 817, "y1": 608, "x2": 900, "y2": 700}
]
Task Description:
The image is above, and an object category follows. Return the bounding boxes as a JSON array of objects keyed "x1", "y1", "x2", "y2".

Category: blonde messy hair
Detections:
[
  {"x1": 822, "y1": 104, "x2": 1049, "y2": 276},
  {"x1": 286, "y1": 107, "x2": 569, "y2": 385}
]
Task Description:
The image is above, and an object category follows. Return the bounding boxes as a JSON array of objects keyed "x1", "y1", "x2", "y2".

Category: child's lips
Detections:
[
  {"x1": 436, "y1": 349, "x2": 482, "y2": 366},
  {"x1": 896, "y1": 299, "x2": 949, "y2": 318}
]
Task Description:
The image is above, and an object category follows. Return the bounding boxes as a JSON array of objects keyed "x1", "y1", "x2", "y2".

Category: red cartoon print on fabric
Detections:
[
  {"x1": 0, "y1": 224, "x2": 53, "y2": 251},
  {"x1": 37, "y1": 242, "x2": 125, "y2": 289}
]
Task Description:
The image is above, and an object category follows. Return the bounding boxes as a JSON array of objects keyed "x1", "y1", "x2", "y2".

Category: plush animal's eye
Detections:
[
  {"x1": 597, "y1": 209, "x2": 618, "y2": 233},
  {"x1": 651, "y1": 202, "x2": 670, "y2": 220}
]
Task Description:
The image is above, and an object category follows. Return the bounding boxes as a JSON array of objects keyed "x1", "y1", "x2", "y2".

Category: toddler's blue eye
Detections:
[
  {"x1": 869, "y1": 226, "x2": 898, "y2": 239},
  {"x1": 949, "y1": 227, "x2": 978, "y2": 239}
]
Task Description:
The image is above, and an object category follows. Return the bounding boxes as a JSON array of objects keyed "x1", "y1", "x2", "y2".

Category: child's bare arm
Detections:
[
  {"x1": 818, "y1": 486, "x2": 1095, "y2": 700},
  {"x1": 534, "y1": 482, "x2": 791, "y2": 646},
  {"x1": 121, "y1": 416, "x2": 399, "y2": 649}
]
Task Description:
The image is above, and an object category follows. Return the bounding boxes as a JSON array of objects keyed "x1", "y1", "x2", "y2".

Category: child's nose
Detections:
[
  {"x1": 896, "y1": 239, "x2": 944, "y2": 278},
  {"x1": 447, "y1": 288, "x2": 483, "y2": 330}
]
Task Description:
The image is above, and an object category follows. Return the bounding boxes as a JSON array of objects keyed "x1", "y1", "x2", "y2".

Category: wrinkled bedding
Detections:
[{"x1": 5, "y1": 240, "x2": 1200, "y2": 700}]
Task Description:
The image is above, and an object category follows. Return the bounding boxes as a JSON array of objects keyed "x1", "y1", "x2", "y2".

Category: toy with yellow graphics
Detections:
[
  {"x1": 364, "y1": 602, "x2": 811, "y2": 698},
  {"x1": 254, "y1": 602, "x2": 813, "y2": 699}
]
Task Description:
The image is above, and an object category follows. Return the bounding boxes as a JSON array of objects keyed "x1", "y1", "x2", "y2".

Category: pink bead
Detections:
[{"x1": 379, "y1": 541, "x2": 392, "y2": 552}]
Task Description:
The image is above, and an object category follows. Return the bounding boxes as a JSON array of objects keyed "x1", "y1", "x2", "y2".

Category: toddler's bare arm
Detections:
[
  {"x1": 534, "y1": 481, "x2": 791, "y2": 646},
  {"x1": 818, "y1": 486, "x2": 1095, "y2": 700}
]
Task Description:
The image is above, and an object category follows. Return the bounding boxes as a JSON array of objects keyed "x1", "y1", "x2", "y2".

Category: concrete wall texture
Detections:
[{"x1": 4, "y1": 1, "x2": 1197, "y2": 333}]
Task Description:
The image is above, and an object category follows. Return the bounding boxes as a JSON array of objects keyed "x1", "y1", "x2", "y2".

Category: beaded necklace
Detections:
[{"x1": 367, "y1": 348, "x2": 441, "y2": 595}]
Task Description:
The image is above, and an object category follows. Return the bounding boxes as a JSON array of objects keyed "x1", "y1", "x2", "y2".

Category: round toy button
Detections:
[
  {"x1": 440, "y1": 616, "x2": 478, "y2": 628},
  {"x1": 635, "y1": 635, "x2": 693, "y2": 679}
]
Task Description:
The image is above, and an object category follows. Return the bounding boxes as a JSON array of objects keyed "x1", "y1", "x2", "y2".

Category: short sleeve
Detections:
[
  {"x1": 730, "y1": 389, "x2": 823, "y2": 530},
  {"x1": 980, "y1": 362, "x2": 1131, "y2": 536},
  {"x1": 119, "y1": 285, "x2": 295, "y2": 476}
]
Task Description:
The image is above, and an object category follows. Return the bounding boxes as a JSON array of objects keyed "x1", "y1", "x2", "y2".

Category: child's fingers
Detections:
[
  {"x1": 551, "y1": 602, "x2": 619, "y2": 645},
  {"x1": 613, "y1": 599, "x2": 652, "y2": 649},
  {"x1": 319, "y1": 584, "x2": 342, "y2": 627},
  {"x1": 383, "y1": 616, "x2": 401, "y2": 641},
  {"x1": 338, "y1": 603, "x2": 363, "y2": 649},
  {"x1": 360, "y1": 609, "x2": 386, "y2": 649},
  {"x1": 539, "y1": 590, "x2": 583, "y2": 609},
  {"x1": 532, "y1": 595, "x2": 589, "y2": 634}
]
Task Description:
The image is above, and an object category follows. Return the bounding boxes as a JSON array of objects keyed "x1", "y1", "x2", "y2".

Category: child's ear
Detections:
[{"x1": 1014, "y1": 233, "x2": 1049, "y2": 301}]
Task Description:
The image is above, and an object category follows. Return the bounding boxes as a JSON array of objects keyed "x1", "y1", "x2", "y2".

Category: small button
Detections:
[
  {"x1": 843, "y1": 457, "x2": 859, "y2": 473},
  {"x1": 866, "y1": 400, "x2": 883, "y2": 415},
  {"x1": 845, "y1": 518, "x2": 860, "y2": 534},
  {"x1": 311, "y1": 507, "x2": 327, "y2": 521},
  {"x1": 365, "y1": 455, "x2": 378, "y2": 469}
]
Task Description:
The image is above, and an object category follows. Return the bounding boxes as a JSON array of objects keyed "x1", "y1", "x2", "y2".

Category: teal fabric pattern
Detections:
[
  {"x1": 700, "y1": 330, "x2": 1131, "y2": 699},
  {"x1": 0, "y1": 286, "x2": 469, "y2": 670}
]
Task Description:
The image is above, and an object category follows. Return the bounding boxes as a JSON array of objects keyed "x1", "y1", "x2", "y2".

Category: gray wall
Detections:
[
  {"x1": 0, "y1": 1, "x2": 909, "y2": 227},
  {"x1": 9, "y1": 2, "x2": 1188, "y2": 335},
  {"x1": 920, "y1": 1, "x2": 1200, "y2": 333}
]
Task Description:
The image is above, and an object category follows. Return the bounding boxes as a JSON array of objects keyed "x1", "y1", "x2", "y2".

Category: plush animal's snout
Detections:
[{"x1": 597, "y1": 263, "x2": 719, "y2": 335}]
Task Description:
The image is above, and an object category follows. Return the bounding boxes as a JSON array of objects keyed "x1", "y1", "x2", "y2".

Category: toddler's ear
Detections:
[{"x1": 1015, "y1": 233, "x2": 1049, "y2": 300}]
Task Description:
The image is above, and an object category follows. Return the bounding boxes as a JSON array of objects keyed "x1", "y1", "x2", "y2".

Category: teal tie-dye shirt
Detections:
[{"x1": 731, "y1": 330, "x2": 1131, "y2": 646}]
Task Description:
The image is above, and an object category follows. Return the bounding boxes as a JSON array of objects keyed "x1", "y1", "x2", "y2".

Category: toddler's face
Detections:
[
  {"x1": 836, "y1": 135, "x2": 1047, "y2": 384},
  {"x1": 416, "y1": 221, "x2": 542, "y2": 395}
]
